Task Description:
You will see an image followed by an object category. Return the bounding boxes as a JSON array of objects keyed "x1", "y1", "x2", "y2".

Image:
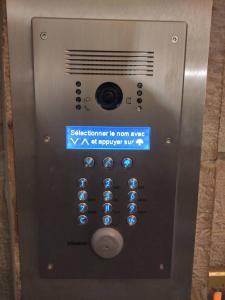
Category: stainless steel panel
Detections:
[
  {"x1": 32, "y1": 18, "x2": 186, "y2": 279},
  {"x1": 6, "y1": 0, "x2": 212, "y2": 299}
]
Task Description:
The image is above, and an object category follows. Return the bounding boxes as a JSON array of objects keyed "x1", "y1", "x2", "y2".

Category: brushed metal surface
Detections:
[
  {"x1": 32, "y1": 18, "x2": 186, "y2": 279},
  {"x1": 6, "y1": 0, "x2": 212, "y2": 299}
]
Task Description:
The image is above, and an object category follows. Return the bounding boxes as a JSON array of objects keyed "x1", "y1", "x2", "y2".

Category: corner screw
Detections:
[
  {"x1": 47, "y1": 263, "x2": 54, "y2": 271},
  {"x1": 40, "y1": 32, "x2": 48, "y2": 40},
  {"x1": 171, "y1": 35, "x2": 178, "y2": 44},
  {"x1": 166, "y1": 137, "x2": 172, "y2": 144},
  {"x1": 44, "y1": 135, "x2": 51, "y2": 143}
]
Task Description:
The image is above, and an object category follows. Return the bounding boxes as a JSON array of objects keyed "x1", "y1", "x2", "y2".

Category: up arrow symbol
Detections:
[{"x1": 81, "y1": 138, "x2": 89, "y2": 145}]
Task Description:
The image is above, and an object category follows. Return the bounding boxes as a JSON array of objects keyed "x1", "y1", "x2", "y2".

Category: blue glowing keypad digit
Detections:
[
  {"x1": 122, "y1": 157, "x2": 133, "y2": 169},
  {"x1": 83, "y1": 156, "x2": 95, "y2": 168},
  {"x1": 127, "y1": 215, "x2": 137, "y2": 226},
  {"x1": 103, "y1": 178, "x2": 113, "y2": 189},
  {"x1": 103, "y1": 215, "x2": 112, "y2": 226},
  {"x1": 78, "y1": 215, "x2": 88, "y2": 225},
  {"x1": 103, "y1": 203, "x2": 112, "y2": 214},
  {"x1": 78, "y1": 203, "x2": 88, "y2": 214},
  {"x1": 128, "y1": 178, "x2": 138, "y2": 189},
  {"x1": 78, "y1": 178, "x2": 87, "y2": 188},
  {"x1": 103, "y1": 190, "x2": 113, "y2": 201},
  {"x1": 103, "y1": 157, "x2": 114, "y2": 169},
  {"x1": 78, "y1": 190, "x2": 88, "y2": 201},
  {"x1": 128, "y1": 191, "x2": 138, "y2": 201},
  {"x1": 128, "y1": 203, "x2": 137, "y2": 214}
]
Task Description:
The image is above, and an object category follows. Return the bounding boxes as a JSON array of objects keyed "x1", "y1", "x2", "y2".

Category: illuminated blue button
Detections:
[
  {"x1": 122, "y1": 157, "x2": 133, "y2": 169},
  {"x1": 103, "y1": 191, "x2": 113, "y2": 202},
  {"x1": 78, "y1": 190, "x2": 88, "y2": 201},
  {"x1": 103, "y1": 215, "x2": 112, "y2": 226},
  {"x1": 128, "y1": 203, "x2": 137, "y2": 214},
  {"x1": 103, "y1": 203, "x2": 112, "y2": 214},
  {"x1": 128, "y1": 178, "x2": 138, "y2": 189},
  {"x1": 78, "y1": 178, "x2": 88, "y2": 188},
  {"x1": 103, "y1": 157, "x2": 114, "y2": 169},
  {"x1": 128, "y1": 191, "x2": 138, "y2": 201},
  {"x1": 103, "y1": 178, "x2": 113, "y2": 189},
  {"x1": 127, "y1": 215, "x2": 137, "y2": 226},
  {"x1": 78, "y1": 203, "x2": 88, "y2": 213},
  {"x1": 78, "y1": 215, "x2": 88, "y2": 225},
  {"x1": 83, "y1": 157, "x2": 95, "y2": 168}
]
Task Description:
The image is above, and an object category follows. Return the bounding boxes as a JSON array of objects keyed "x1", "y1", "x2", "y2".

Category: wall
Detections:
[
  {"x1": 0, "y1": 0, "x2": 225, "y2": 299},
  {"x1": 0, "y1": 0, "x2": 13, "y2": 298},
  {"x1": 192, "y1": 0, "x2": 225, "y2": 299}
]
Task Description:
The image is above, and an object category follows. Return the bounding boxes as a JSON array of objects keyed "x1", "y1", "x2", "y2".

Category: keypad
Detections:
[
  {"x1": 103, "y1": 215, "x2": 112, "y2": 226},
  {"x1": 78, "y1": 190, "x2": 88, "y2": 201},
  {"x1": 128, "y1": 178, "x2": 138, "y2": 189},
  {"x1": 103, "y1": 190, "x2": 113, "y2": 202},
  {"x1": 128, "y1": 203, "x2": 137, "y2": 214},
  {"x1": 78, "y1": 215, "x2": 88, "y2": 225},
  {"x1": 121, "y1": 157, "x2": 133, "y2": 169},
  {"x1": 83, "y1": 157, "x2": 95, "y2": 168},
  {"x1": 76, "y1": 156, "x2": 144, "y2": 226},
  {"x1": 103, "y1": 178, "x2": 113, "y2": 189},
  {"x1": 128, "y1": 191, "x2": 138, "y2": 201},
  {"x1": 103, "y1": 203, "x2": 112, "y2": 214},
  {"x1": 78, "y1": 203, "x2": 88, "y2": 214},
  {"x1": 103, "y1": 157, "x2": 114, "y2": 169},
  {"x1": 79, "y1": 178, "x2": 88, "y2": 189},
  {"x1": 127, "y1": 215, "x2": 137, "y2": 226}
]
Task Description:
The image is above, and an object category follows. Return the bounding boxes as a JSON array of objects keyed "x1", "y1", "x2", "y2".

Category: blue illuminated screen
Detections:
[{"x1": 66, "y1": 126, "x2": 151, "y2": 151}]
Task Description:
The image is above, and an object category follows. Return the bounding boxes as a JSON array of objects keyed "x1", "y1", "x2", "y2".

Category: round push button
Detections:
[
  {"x1": 78, "y1": 215, "x2": 88, "y2": 225},
  {"x1": 128, "y1": 178, "x2": 138, "y2": 189},
  {"x1": 128, "y1": 191, "x2": 138, "y2": 201},
  {"x1": 103, "y1": 178, "x2": 113, "y2": 189},
  {"x1": 91, "y1": 228, "x2": 124, "y2": 258},
  {"x1": 78, "y1": 178, "x2": 88, "y2": 189},
  {"x1": 122, "y1": 157, "x2": 133, "y2": 169},
  {"x1": 128, "y1": 203, "x2": 137, "y2": 214},
  {"x1": 78, "y1": 203, "x2": 88, "y2": 214},
  {"x1": 103, "y1": 203, "x2": 112, "y2": 214},
  {"x1": 103, "y1": 190, "x2": 113, "y2": 202},
  {"x1": 103, "y1": 157, "x2": 114, "y2": 169},
  {"x1": 103, "y1": 215, "x2": 112, "y2": 226},
  {"x1": 78, "y1": 190, "x2": 88, "y2": 201},
  {"x1": 83, "y1": 157, "x2": 95, "y2": 168},
  {"x1": 127, "y1": 215, "x2": 137, "y2": 226}
]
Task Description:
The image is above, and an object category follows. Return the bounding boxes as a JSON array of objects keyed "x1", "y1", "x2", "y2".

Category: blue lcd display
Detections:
[{"x1": 66, "y1": 126, "x2": 151, "y2": 151}]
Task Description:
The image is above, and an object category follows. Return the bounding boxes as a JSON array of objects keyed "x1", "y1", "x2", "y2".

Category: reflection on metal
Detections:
[
  {"x1": 185, "y1": 69, "x2": 207, "y2": 78},
  {"x1": 209, "y1": 272, "x2": 225, "y2": 277}
]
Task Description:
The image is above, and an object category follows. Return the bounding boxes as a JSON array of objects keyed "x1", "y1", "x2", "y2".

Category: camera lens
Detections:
[{"x1": 96, "y1": 82, "x2": 123, "y2": 110}]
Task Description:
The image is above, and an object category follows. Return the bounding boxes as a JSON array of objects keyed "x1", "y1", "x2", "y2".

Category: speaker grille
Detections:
[{"x1": 65, "y1": 50, "x2": 154, "y2": 76}]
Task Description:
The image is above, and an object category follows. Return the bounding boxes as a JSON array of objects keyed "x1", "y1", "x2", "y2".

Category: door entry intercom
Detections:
[
  {"x1": 33, "y1": 18, "x2": 186, "y2": 279},
  {"x1": 6, "y1": 1, "x2": 212, "y2": 299}
]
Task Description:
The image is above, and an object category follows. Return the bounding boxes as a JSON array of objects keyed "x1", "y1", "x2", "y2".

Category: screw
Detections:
[
  {"x1": 40, "y1": 32, "x2": 48, "y2": 40},
  {"x1": 166, "y1": 137, "x2": 172, "y2": 144},
  {"x1": 172, "y1": 35, "x2": 178, "y2": 44},
  {"x1": 47, "y1": 263, "x2": 53, "y2": 271},
  {"x1": 44, "y1": 135, "x2": 51, "y2": 143}
]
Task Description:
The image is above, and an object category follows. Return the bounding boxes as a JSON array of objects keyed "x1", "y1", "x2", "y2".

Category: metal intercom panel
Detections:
[
  {"x1": 33, "y1": 19, "x2": 186, "y2": 278},
  {"x1": 6, "y1": 0, "x2": 212, "y2": 299}
]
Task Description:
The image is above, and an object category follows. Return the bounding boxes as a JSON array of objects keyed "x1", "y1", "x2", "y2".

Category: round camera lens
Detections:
[{"x1": 96, "y1": 82, "x2": 123, "y2": 110}]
